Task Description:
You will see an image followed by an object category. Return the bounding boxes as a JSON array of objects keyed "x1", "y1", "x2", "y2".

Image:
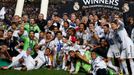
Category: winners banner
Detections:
[{"x1": 73, "y1": 0, "x2": 124, "y2": 11}]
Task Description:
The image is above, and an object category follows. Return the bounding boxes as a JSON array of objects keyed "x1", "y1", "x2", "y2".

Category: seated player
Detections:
[
  {"x1": 34, "y1": 45, "x2": 52, "y2": 69},
  {"x1": 90, "y1": 51, "x2": 108, "y2": 75},
  {"x1": 2, "y1": 48, "x2": 35, "y2": 71},
  {"x1": 68, "y1": 47, "x2": 91, "y2": 74}
]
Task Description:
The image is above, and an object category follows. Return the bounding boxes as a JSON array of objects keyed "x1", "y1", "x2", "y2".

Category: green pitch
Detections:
[{"x1": 0, "y1": 69, "x2": 86, "y2": 75}]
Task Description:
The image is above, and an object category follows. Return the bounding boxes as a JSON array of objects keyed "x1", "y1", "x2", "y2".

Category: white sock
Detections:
[
  {"x1": 62, "y1": 57, "x2": 66, "y2": 69},
  {"x1": 14, "y1": 67, "x2": 22, "y2": 70},
  {"x1": 119, "y1": 64, "x2": 123, "y2": 73},
  {"x1": 8, "y1": 61, "x2": 18, "y2": 68},
  {"x1": 53, "y1": 53, "x2": 57, "y2": 67},
  {"x1": 70, "y1": 62, "x2": 74, "y2": 72},
  {"x1": 107, "y1": 60, "x2": 118, "y2": 72},
  {"x1": 129, "y1": 59, "x2": 134, "y2": 75},
  {"x1": 121, "y1": 60, "x2": 129, "y2": 75}
]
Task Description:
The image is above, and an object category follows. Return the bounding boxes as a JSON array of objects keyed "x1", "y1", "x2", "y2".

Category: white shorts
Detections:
[
  {"x1": 120, "y1": 45, "x2": 134, "y2": 59},
  {"x1": 107, "y1": 45, "x2": 120, "y2": 58}
]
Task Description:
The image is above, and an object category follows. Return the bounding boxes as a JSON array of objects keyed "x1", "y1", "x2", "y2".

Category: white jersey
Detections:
[
  {"x1": 86, "y1": 25, "x2": 104, "y2": 38},
  {"x1": 117, "y1": 28, "x2": 133, "y2": 50},
  {"x1": 76, "y1": 31, "x2": 89, "y2": 41},
  {"x1": 8, "y1": 51, "x2": 28, "y2": 69},
  {"x1": 59, "y1": 26, "x2": 68, "y2": 37},
  {"x1": 12, "y1": 51, "x2": 27, "y2": 62},
  {"x1": 105, "y1": 30, "x2": 120, "y2": 46},
  {"x1": 117, "y1": 28, "x2": 134, "y2": 58},
  {"x1": 105, "y1": 30, "x2": 120, "y2": 58},
  {"x1": 9, "y1": 51, "x2": 35, "y2": 70},
  {"x1": 35, "y1": 50, "x2": 46, "y2": 63},
  {"x1": 73, "y1": 44, "x2": 87, "y2": 56},
  {"x1": 13, "y1": 51, "x2": 34, "y2": 71},
  {"x1": 79, "y1": 49, "x2": 86, "y2": 56},
  {"x1": 86, "y1": 29, "x2": 100, "y2": 44},
  {"x1": 13, "y1": 30, "x2": 28, "y2": 38},
  {"x1": 49, "y1": 38, "x2": 63, "y2": 52},
  {"x1": 95, "y1": 26, "x2": 105, "y2": 38},
  {"x1": 38, "y1": 39, "x2": 46, "y2": 46},
  {"x1": 91, "y1": 56, "x2": 107, "y2": 72},
  {"x1": 34, "y1": 50, "x2": 51, "y2": 69},
  {"x1": 24, "y1": 55, "x2": 35, "y2": 70},
  {"x1": 61, "y1": 43, "x2": 70, "y2": 54},
  {"x1": 131, "y1": 28, "x2": 134, "y2": 43}
]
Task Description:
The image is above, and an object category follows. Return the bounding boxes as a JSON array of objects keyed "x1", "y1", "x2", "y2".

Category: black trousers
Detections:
[{"x1": 96, "y1": 68, "x2": 108, "y2": 75}]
